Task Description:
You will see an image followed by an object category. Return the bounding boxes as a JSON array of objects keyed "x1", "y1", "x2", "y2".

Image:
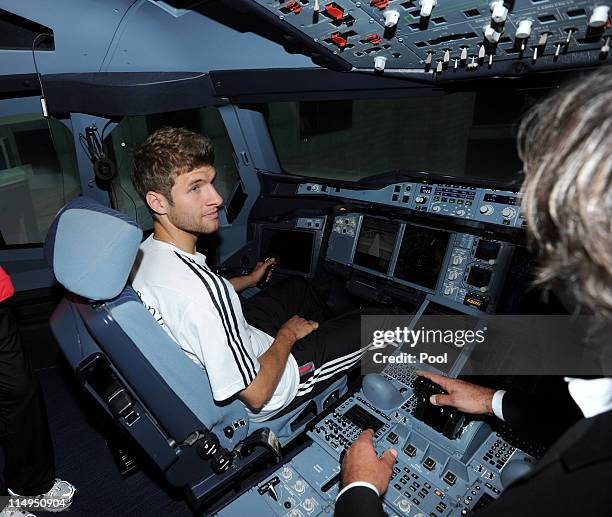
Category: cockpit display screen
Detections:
[
  {"x1": 394, "y1": 225, "x2": 450, "y2": 290},
  {"x1": 260, "y1": 228, "x2": 314, "y2": 275},
  {"x1": 423, "y1": 302, "x2": 466, "y2": 317},
  {"x1": 466, "y1": 266, "x2": 492, "y2": 288},
  {"x1": 353, "y1": 216, "x2": 400, "y2": 274},
  {"x1": 474, "y1": 240, "x2": 501, "y2": 261},
  {"x1": 416, "y1": 302, "x2": 480, "y2": 374},
  {"x1": 343, "y1": 405, "x2": 384, "y2": 432}
]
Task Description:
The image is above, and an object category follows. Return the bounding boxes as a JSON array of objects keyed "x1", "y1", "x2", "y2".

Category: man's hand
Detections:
[
  {"x1": 228, "y1": 258, "x2": 276, "y2": 293},
  {"x1": 416, "y1": 370, "x2": 496, "y2": 415},
  {"x1": 248, "y1": 258, "x2": 276, "y2": 288},
  {"x1": 278, "y1": 315, "x2": 319, "y2": 342},
  {"x1": 341, "y1": 429, "x2": 397, "y2": 495}
]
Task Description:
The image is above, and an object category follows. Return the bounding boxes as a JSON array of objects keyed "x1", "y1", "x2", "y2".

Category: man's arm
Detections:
[
  {"x1": 335, "y1": 486, "x2": 386, "y2": 517},
  {"x1": 229, "y1": 258, "x2": 276, "y2": 293},
  {"x1": 335, "y1": 429, "x2": 396, "y2": 517},
  {"x1": 416, "y1": 370, "x2": 497, "y2": 415},
  {"x1": 415, "y1": 371, "x2": 583, "y2": 438},
  {"x1": 239, "y1": 315, "x2": 318, "y2": 412},
  {"x1": 500, "y1": 377, "x2": 582, "y2": 443}
]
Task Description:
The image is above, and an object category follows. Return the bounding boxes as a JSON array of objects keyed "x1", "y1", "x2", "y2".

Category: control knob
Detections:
[
  {"x1": 397, "y1": 498, "x2": 412, "y2": 513},
  {"x1": 195, "y1": 431, "x2": 220, "y2": 459},
  {"x1": 210, "y1": 448, "x2": 233, "y2": 474},
  {"x1": 294, "y1": 479, "x2": 306, "y2": 494},
  {"x1": 432, "y1": 204, "x2": 441, "y2": 212},
  {"x1": 303, "y1": 498, "x2": 315, "y2": 512},
  {"x1": 415, "y1": 196, "x2": 426, "y2": 204},
  {"x1": 483, "y1": 24, "x2": 501, "y2": 43},
  {"x1": 490, "y1": 0, "x2": 508, "y2": 23},
  {"x1": 374, "y1": 55, "x2": 387, "y2": 72},
  {"x1": 419, "y1": 0, "x2": 437, "y2": 18},
  {"x1": 516, "y1": 20, "x2": 533, "y2": 39},
  {"x1": 589, "y1": 6, "x2": 610, "y2": 28},
  {"x1": 479, "y1": 204, "x2": 494, "y2": 215},
  {"x1": 452, "y1": 255, "x2": 463, "y2": 266},
  {"x1": 281, "y1": 467, "x2": 293, "y2": 480},
  {"x1": 501, "y1": 207, "x2": 516, "y2": 218},
  {"x1": 456, "y1": 209, "x2": 466, "y2": 216},
  {"x1": 444, "y1": 285, "x2": 454, "y2": 295},
  {"x1": 448, "y1": 270, "x2": 460, "y2": 281},
  {"x1": 383, "y1": 9, "x2": 400, "y2": 27}
]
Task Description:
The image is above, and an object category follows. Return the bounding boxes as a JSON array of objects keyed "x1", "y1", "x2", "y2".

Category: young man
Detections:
[{"x1": 130, "y1": 127, "x2": 371, "y2": 422}]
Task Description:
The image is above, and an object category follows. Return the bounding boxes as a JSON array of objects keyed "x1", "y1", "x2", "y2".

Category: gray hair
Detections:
[{"x1": 517, "y1": 65, "x2": 612, "y2": 319}]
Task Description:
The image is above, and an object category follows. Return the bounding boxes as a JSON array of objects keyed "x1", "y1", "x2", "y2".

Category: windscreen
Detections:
[{"x1": 265, "y1": 89, "x2": 550, "y2": 182}]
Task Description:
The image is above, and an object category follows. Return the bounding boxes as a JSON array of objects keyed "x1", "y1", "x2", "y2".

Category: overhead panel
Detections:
[
  {"x1": 249, "y1": 1, "x2": 611, "y2": 76},
  {"x1": 256, "y1": 0, "x2": 422, "y2": 69}
]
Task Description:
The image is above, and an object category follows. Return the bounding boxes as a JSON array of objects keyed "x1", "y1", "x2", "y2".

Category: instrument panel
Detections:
[
  {"x1": 217, "y1": 364, "x2": 536, "y2": 517},
  {"x1": 249, "y1": 0, "x2": 611, "y2": 76},
  {"x1": 298, "y1": 180, "x2": 525, "y2": 229},
  {"x1": 327, "y1": 213, "x2": 514, "y2": 313}
]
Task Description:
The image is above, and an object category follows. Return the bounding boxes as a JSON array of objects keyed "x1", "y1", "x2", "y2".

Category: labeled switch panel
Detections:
[
  {"x1": 299, "y1": 180, "x2": 524, "y2": 229},
  {"x1": 251, "y1": 1, "x2": 611, "y2": 77}
]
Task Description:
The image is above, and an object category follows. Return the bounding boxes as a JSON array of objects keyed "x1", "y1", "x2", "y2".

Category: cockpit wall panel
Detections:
[{"x1": 0, "y1": 0, "x2": 317, "y2": 78}]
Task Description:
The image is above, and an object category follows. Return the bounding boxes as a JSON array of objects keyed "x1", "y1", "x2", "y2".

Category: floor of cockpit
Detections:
[{"x1": 1, "y1": 365, "x2": 192, "y2": 516}]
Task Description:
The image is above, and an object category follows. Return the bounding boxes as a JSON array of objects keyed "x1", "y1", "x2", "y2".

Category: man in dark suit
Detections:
[{"x1": 336, "y1": 65, "x2": 612, "y2": 516}]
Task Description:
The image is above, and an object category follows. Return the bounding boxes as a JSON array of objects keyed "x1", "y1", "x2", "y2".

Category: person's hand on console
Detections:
[
  {"x1": 250, "y1": 257, "x2": 277, "y2": 288},
  {"x1": 228, "y1": 257, "x2": 276, "y2": 292},
  {"x1": 278, "y1": 315, "x2": 319, "y2": 342},
  {"x1": 416, "y1": 370, "x2": 496, "y2": 416},
  {"x1": 239, "y1": 315, "x2": 318, "y2": 412},
  {"x1": 341, "y1": 429, "x2": 397, "y2": 496}
]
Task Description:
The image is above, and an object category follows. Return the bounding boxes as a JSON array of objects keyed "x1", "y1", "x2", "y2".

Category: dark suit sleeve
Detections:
[
  {"x1": 501, "y1": 377, "x2": 582, "y2": 446},
  {"x1": 335, "y1": 486, "x2": 386, "y2": 517}
]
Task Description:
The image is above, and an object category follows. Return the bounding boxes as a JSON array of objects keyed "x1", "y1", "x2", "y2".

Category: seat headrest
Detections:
[{"x1": 44, "y1": 197, "x2": 143, "y2": 301}]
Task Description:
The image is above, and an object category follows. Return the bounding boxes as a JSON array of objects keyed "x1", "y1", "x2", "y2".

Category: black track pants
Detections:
[{"x1": 0, "y1": 303, "x2": 55, "y2": 495}]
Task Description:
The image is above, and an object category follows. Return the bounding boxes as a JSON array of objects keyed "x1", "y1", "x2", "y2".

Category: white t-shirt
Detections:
[{"x1": 130, "y1": 235, "x2": 299, "y2": 422}]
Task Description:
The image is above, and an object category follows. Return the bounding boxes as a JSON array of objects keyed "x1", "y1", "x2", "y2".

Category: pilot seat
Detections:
[{"x1": 43, "y1": 196, "x2": 347, "y2": 512}]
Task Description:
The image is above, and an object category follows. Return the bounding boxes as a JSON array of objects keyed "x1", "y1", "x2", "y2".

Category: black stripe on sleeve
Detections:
[
  {"x1": 174, "y1": 253, "x2": 253, "y2": 387},
  {"x1": 193, "y1": 262, "x2": 258, "y2": 379}
]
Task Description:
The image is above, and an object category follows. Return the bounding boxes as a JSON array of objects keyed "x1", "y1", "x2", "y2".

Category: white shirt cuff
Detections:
[
  {"x1": 336, "y1": 482, "x2": 379, "y2": 501},
  {"x1": 492, "y1": 389, "x2": 506, "y2": 421}
]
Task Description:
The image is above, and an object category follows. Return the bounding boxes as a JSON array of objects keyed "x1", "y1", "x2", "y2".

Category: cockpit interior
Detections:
[{"x1": 0, "y1": 1, "x2": 610, "y2": 516}]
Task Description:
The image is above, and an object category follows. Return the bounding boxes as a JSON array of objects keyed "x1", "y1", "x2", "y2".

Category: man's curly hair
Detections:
[{"x1": 517, "y1": 66, "x2": 612, "y2": 319}]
